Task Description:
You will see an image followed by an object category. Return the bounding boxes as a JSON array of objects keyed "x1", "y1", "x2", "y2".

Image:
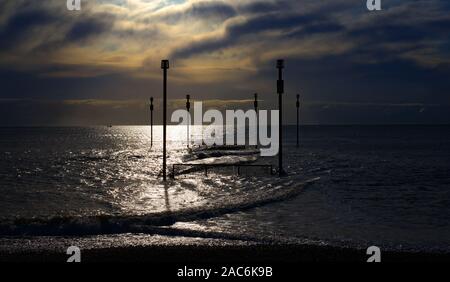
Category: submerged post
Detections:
[
  {"x1": 254, "y1": 93, "x2": 259, "y2": 148},
  {"x1": 186, "y1": 95, "x2": 191, "y2": 148},
  {"x1": 150, "y1": 97, "x2": 154, "y2": 148},
  {"x1": 276, "y1": 59, "x2": 285, "y2": 176},
  {"x1": 296, "y1": 94, "x2": 300, "y2": 148},
  {"x1": 161, "y1": 60, "x2": 170, "y2": 181}
]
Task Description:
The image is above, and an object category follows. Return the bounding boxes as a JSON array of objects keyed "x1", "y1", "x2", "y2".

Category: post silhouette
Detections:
[
  {"x1": 296, "y1": 94, "x2": 300, "y2": 148},
  {"x1": 254, "y1": 93, "x2": 259, "y2": 148},
  {"x1": 277, "y1": 59, "x2": 285, "y2": 176},
  {"x1": 186, "y1": 94, "x2": 191, "y2": 148},
  {"x1": 150, "y1": 97, "x2": 154, "y2": 148},
  {"x1": 161, "y1": 60, "x2": 169, "y2": 181}
]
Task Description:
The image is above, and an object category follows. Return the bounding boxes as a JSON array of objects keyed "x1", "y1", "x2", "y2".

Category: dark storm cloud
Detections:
[
  {"x1": 65, "y1": 14, "x2": 115, "y2": 42},
  {"x1": 286, "y1": 21, "x2": 345, "y2": 38},
  {"x1": 172, "y1": 12, "x2": 334, "y2": 58},
  {"x1": 280, "y1": 56, "x2": 450, "y2": 104},
  {"x1": 154, "y1": 1, "x2": 237, "y2": 24},
  {"x1": 0, "y1": 1, "x2": 118, "y2": 54},
  {"x1": 0, "y1": 8, "x2": 56, "y2": 49},
  {"x1": 184, "y1": 1, "x2": 236, "y2": 19},
  {"x1": 172, "y1": 0, "x2": 450, "y2": 69},
  {"x1": 347, "y1": 16, "x2": 450, "y2": 44},
  {"x1": 237, "y1": 1, "x2": 289, "y2": 14}
]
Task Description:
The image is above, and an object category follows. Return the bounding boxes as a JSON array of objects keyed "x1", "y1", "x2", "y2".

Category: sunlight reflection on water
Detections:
[{"x1": 1, "y1": 126, "x2": 450, "y2": 252}]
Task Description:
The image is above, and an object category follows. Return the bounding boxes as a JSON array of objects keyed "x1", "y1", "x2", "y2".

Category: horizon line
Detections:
[{"x1": 1, "y1": 123, "x2": 450, "y2": 128}]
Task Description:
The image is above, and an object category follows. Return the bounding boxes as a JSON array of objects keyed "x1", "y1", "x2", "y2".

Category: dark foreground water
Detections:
[{"x1": 0, "y1": 125, "x2": 449, "y2": 253}]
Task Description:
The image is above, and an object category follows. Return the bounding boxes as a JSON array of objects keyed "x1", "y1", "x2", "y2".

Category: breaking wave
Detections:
[{"x1": 0, "y1": 178, "x2": 319, "y2": 237}]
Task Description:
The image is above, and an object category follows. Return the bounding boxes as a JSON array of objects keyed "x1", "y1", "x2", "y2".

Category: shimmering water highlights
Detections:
[{"x1": 0, "y1": 125, "x2": 449, "y2": 252}]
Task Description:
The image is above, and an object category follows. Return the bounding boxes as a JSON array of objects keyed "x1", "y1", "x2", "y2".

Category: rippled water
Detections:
[{"x1": 0, "y1": 126, "x2": 449, "y2": 252}]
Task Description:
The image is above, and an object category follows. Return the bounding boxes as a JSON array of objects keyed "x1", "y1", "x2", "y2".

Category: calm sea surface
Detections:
[{"x1": 0, "y1": 125, "x2": 449, "y2": 252}]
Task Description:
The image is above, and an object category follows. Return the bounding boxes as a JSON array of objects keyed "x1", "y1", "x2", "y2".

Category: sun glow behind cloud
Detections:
[{"x1": 1, "y1": 0, "x2": 449, "y2": 80}]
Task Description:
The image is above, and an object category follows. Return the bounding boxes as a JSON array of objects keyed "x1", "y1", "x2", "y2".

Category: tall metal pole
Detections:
[
  {"x1": 277, "y1": 59, "x2": 285, "y2": 176},
  {"x1": 161, "y1": 60, "x2": 169, "y2": 181},
  {"x1": 150, "y1": 97, "x2": 154, "y2": 148},
  {"x1": 296, "y1": 94, "x2": 300, "y2": 148},
  {"x1": 186, "y1": 95, "x2": 191, "y2": 148},
  {"x1": 254, "y1": 93, "x2": 258, "y2": 148}
]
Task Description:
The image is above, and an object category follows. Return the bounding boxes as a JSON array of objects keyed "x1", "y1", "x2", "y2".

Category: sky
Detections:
[{"x1": 0, "y1": 0, "x2": 449, "y2": 125}]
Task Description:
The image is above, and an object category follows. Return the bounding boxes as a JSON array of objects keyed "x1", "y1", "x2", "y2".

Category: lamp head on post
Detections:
[
  {"x1": 186, "y1": 95, "x2": 191, "y2": 110},
  {"x1": 296, "y1": 94, "x2": 300, "y2": 108},
  {"x1": 277, "y1": 59, "x2": 285, "y2": 94},
  {"x1": 276, "y1": 59, "x2": 284, "y2": 69},
  {"x1": 161, "y1": 60, "x2": 170, "y2": 69}
]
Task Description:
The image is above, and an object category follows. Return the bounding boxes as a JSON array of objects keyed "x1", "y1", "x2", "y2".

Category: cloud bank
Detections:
[{"x1": 0, "y1": 0, "x2": 449, "y2": 125}]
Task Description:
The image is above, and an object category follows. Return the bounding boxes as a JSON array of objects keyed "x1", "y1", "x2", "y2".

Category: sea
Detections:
[{"x1": 0, "y1": 125, "x2": 449, "y2": 253}]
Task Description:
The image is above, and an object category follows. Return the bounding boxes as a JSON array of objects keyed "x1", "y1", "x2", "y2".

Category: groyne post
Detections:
[
  {"x1": 186, "y1": 94, "x2": 191, "y2": 148},
  {"x1": 161, "y1": 60, "x2": 170, "y2": 181},
  {"x1": 150, "y1": 97, "x2": 154, "y2": 148},
  {"x1": 277, "y1": 59, "x2": 285, "y2": 176},
  {"x1": 254, "y1": 93, "x2": 259, "y2": 148},
  {"x1": 296, "y1": 94, "x2": 300, "y2": 148}
]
